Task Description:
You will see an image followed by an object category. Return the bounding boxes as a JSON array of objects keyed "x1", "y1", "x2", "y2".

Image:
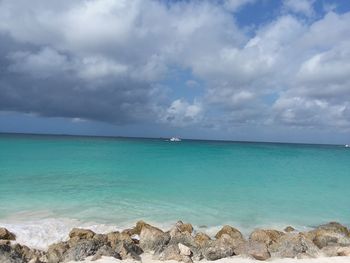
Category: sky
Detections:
[{"x1": 0, "y1": 0, "x2": 350, "y2": 144}]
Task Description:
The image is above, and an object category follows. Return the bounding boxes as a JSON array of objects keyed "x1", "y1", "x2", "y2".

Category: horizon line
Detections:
[{"x1": 0, "y1": 131, "x2": 343, "y2": 147}]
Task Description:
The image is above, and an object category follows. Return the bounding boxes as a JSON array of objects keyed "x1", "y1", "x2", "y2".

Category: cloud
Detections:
[
  {"x1": 0, "y1": 0, "x2": 349, "y2": 135},
  {"x1": 161, "y1": 99, "x2": 202, "y2": 127},
  {"x1": 283, "y1": 0, "x2": 315, "y2": 17}
]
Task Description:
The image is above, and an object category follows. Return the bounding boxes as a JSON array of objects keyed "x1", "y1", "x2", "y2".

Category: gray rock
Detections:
[
  {"x1": 169, "y1": 231, "x2": 196, "y2": 248},
  {"x1": 91, "y1": 245, "x2": 121, "y2": 261},
  {"x1": 0, "y1": 242, "x2": 24, "y2": 263},
  {"x1": 139, "y1": 223, "x2": 170, "y2": 252},
  {"x1": 305, "y1": 222, "x2": 350, "y2": 248},
  {"x1": 201, "y1": 234, "x2": 237, "y2": 260},
  {"x1": 62, "y1": 239, "x2": 101, "y2": 262},
  {"x1": 321, "y1": 245, "x2": 350, "y2": 257},
  {"x1": 269, "y1": 233, "x2": 321, "y2": 259},
  {"x1": 157, "y1": 244, "x2": 182, "y2": 261},
  {"x1": 0, "y1": 242, "x2": 44, "y2": 263},
  {"x1": 114, "y1": 240, "x2": 143, "y2": 260},
  {"x1": 235, "y1": 241, "x2": 270, "y2": 261}
]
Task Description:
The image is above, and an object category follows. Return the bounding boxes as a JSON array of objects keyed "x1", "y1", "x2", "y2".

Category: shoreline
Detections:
[
  {"x1": 71, "y1": 254, "x2": 350, "y2": 263},
  {"x1": 0, "y1": 217, "x2": 320, "y2": 251},
  {"x1": 1, "y1": 220, "x2": 350, "y2": 263}
]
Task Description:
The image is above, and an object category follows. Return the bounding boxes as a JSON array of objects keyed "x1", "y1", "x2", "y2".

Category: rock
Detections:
[
  {"x1": 168, "y1": 231, "x2": 202, "y2": 260},
  {"x1": 235, "y1": 241, "x2": 270, "y2": 261},
  {"x1": 0, "y1": 227, "x2": 16, "y2": 240},
  {"x1": 321, "y1": 245, "x2": 349, "y2": 257},
  {"x1": 93, "y1": 234, "x2": 108, "y2": 244},
  {"x1": 306, "y1": 222, "x2": 350, "y2": 248},
  {"x1": 318, "y1": 222, "x2": 350, "y2": 236},
  {"x1": 0, "y1": 242, "x2": 24, "y2": 263},
  {"x1": 115, "y1": 240, "x2": 143, "y2": 260},
  {"x1": 157, "y1": 244, "x2": 182, "y2": 261},
  {"x1": 194, "y1": 232, "x2": 211, "y2": 247},
  {"x1": 249, "y1": 229, "x2": 285, "y2": 246},
  {"x1": 91, "y1": 245, "x2": 121, "y2": 261},
  {"x1": 178, "y1": 243, "x2": 192, "y2": 256},
  {"x1": 215, "y1": 225, "x2": 243, "y2": 240},
  {"x1": 269, "y1": 233, "x2": 321, "y2": 259},
  {"x1": 69, "y1": 228, "x2": 95, "y2": 240},
  {"x1": 131, "y1": 220, "x2": 148, "y2": 235},
  {"x1": 0, "y1": 242, "x2": 44, "y2": 263},
  {"x1": 337, "y1": 247, "x2": 350, "y2": 256},
  {"x1": 176, "y1": 221, "x2": 193, "y2": 234},
  {"x1": 107, "y1": 231, "x2": 133, "y2": 249},
  {"x1": 139, "y1": 223, "x2": 170, "y2": 252},
  {"x1": 169, "y1": 231, "x2": 196, "y2": 247},
  {"x1": 28, "y1": 258, "x2": 41, "y2": 263},
  {"x1": 47, "y1": 242, "x2": 70, "y2": 263},
  {"x1": 62, "y1": 239, "x2": 101, "y2": 262},
  {"x1": 201, "y1": 234, "x2": 237, "y2": 260},
  {"x1": 284, "y1": 226, "x2": 295, "y2": 233}
]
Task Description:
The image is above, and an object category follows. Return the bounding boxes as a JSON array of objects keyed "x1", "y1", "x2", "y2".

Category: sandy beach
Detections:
[{"x1": 72, "y1": 254, "x2": 350, "y2": 263}]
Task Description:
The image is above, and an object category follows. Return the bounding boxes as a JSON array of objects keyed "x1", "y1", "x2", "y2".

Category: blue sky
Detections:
[{"x1": 0, "y1": 0, "x2": 350, "y2": 144}]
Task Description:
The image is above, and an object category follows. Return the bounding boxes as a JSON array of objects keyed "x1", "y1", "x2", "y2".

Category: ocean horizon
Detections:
[{"x1": 1, "y1": 133, "x2": 349, "y2": 249}]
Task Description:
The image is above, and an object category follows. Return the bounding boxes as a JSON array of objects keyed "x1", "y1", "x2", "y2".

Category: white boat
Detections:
[
  {"x1": 170, "y1": 137, "x2": 181, "y2": 142},
  {"x1": 345, "y1": 144, "x2": 349, "y2": 148}
]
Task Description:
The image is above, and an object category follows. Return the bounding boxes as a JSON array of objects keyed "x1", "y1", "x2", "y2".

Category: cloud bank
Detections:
[{"x1": 0, "y1": 0, "x2": 349, "y2": 134}]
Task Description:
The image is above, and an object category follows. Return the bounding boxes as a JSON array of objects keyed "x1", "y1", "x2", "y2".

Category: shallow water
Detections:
[{"x1": 1, "y1": 134, "x2": 350, "y2": 248}]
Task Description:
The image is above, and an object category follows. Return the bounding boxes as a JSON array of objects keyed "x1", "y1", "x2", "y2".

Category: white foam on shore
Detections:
[{"x1": 0, "y1": 218, "x2": 123, "y2": 250}]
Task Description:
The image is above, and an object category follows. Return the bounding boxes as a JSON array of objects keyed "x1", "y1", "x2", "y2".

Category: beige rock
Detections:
[
  {"x1": 0, "y1": 227, "x2": 16, "y2": 240},
  {"x1": 69, "y1": 228, "x2": 95, "y2": 240},
  {"x1": 107, "y1": 231, "x2": 133, "y2": 248},
  {"x1": 215, "y1": 225, "x2": 243, "y2": 240},
  {"x1": 194, "y1": 232, "x2": 211, "y2": 247},
  {"x1": 318, "y1": 222, "x2": 350, "y2": 236},
  {"x1": 249, "y1": 229, "x2": 285, "y2": 246},
  {"x1": 284, "y1": 226, "x2": 295, "y2": 233},
  {"x1": 176, "y1": 221, "x2": 194, "y2": 234}
]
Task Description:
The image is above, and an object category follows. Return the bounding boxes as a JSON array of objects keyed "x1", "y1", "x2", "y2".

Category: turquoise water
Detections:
[{"x1": 1, "y1": 133, "x2": 350, "y2": 230}]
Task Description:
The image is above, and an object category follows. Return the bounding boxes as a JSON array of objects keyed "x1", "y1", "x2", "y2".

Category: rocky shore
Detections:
[{"x1": 1, "y1": 221, "x2": 350, "y2": 263}]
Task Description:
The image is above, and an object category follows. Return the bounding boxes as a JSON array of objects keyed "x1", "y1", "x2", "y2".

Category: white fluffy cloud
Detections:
[
  {"x1": 283, "y1": 0, "x2": 315, "y2": 17},
  {"x1": 0, "y1": 0, "x2": 349, "y2": 134}
]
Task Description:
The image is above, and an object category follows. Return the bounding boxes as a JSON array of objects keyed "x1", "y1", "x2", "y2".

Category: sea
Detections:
[{"x1": 0, "y1": 133, "x2": 349, "y2": 249}]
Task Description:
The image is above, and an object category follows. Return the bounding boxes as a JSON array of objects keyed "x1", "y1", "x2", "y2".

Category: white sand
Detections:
[{"x1": 69, "y1": 254, "x2": 350, "y2": 263}]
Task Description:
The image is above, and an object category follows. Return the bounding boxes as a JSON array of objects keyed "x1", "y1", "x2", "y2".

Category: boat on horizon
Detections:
[
  {"x1": 169, "y1": 137, "x2": 181, "y2": 142},
  {"x1": 345, "y1": 144, "x2": 349, "y2": 148}
]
